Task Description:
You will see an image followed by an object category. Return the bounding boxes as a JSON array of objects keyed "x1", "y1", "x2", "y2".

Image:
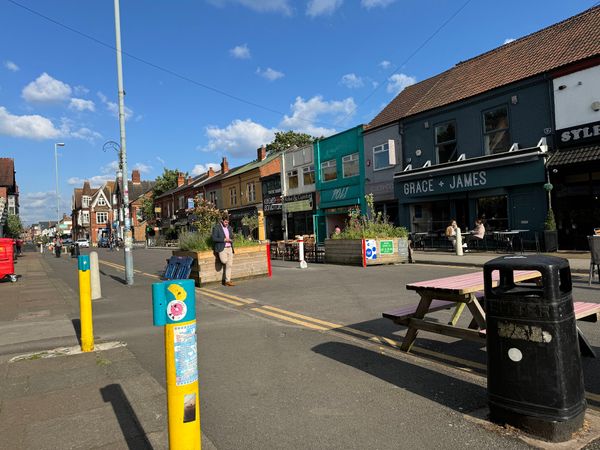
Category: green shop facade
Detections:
[{"x1": 314, "y1": 125, "x2": 366, "y2": 243}]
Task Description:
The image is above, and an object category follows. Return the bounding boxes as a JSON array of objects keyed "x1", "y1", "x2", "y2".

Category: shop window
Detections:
[
  {"x1": 287, "y1": 170, "x2": 299, "y2": 189},
  {"x1": 435, "y1": 121, "x2": 457, "y2": 163},
  {"x1": 483, "y1": 106, "x2": 510, "y2": 154},
  {"x1": 178, "y1": 196, "x2": 185, "y2": 210},
  {"x1": 373, "y1": 143, "x2": 392, "y2": 171},
  {"x1": 342, "y1": 153, "x2": 359, "y2": 178},
  {"x1": 209, "y1": 191, "x2": 217, "y2": 207},
  {"x1": 321, "y1": 160, "x2": 337, "y2": 182},
  {"x1": 303, "y1": 165, "x2": 315, "y2": 186},
  {"x1": 477, "y1": 196, "x2": 508, "y2": 231}
]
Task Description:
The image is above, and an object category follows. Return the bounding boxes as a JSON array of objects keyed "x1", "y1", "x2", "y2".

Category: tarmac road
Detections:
[{"x1": 42, "y1": 247, "x2": 600, "y2": 449}]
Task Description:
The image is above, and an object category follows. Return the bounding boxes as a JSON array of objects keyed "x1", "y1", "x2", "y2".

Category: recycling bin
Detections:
[
  {"x1": 0, "y1": 238, "x2": 16, "y2": 282},
  {"x1": 483, "y1": 255, "x2": 585, "y2": 442}
]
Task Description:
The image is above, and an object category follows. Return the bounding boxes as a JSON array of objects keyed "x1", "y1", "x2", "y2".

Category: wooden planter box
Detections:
[
  {"x1": 173, "y1": 244, "x2": 270, "y2": 287},
  {"x1": 325, "y1": 238, "x2": 409, "y2": 266}
]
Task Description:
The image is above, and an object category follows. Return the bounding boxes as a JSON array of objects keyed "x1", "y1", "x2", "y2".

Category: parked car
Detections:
[{"x1": 75, "y1": 238, "x2": 90, "y2": 248}]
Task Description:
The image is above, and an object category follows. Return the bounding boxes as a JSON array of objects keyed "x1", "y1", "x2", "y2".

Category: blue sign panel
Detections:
[{"x1": 152, "y1": 279, "x2": 196, "y2": 326}]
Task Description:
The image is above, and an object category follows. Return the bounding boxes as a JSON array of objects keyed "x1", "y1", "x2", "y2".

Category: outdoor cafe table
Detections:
[
  {"x1": 493, "y1": 229, "x2": 529, "y2": 253},
  {"x1": 390, "y1": 270, "x2": 540, "y2": 352}
]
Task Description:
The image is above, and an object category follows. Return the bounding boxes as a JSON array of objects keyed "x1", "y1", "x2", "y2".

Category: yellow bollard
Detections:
[
  {"x1": 153, "y1": 280, "x2": 201, "y2": 450},
  {"x1": 78, "y1": 255, "x2": 94, "y2": 352}
]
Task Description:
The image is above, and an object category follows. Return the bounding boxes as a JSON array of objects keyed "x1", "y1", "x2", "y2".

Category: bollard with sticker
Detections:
[{"x1": 152, "y1": 279, "x2": 201, "y2": 450}]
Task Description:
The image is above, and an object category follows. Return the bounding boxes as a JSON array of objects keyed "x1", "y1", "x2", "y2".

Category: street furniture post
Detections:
[
  {"x1": 90, "y1": 251, "x2": 102, "y2": 300},
  {"x1": 152, "y1": 279, "x2": 201, "y2": 450},
  {"x1": 77, "y1": 255, "x2": 94, "y2": 352},
  {"x1": 456, "y1": 227, "x2": 464, "y2": 256},
  {"x1": 298, "y1": 235, "x2": 307, "y2": 269}
]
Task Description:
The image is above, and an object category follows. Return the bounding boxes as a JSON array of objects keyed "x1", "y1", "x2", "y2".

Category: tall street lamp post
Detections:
[
  {"x1": 54, "y1": 142, "x2": 65, "y2": 235},
  {"x1": 114, "y1": 0, "x2": 134, "y2": 285}
]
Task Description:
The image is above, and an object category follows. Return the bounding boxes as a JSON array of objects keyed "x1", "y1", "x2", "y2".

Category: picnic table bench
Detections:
[
  {"x1": 382, "y1": 270, "x2": 600, "y2": 357},
  {"x1": 163, "y1": 256, "x2": 193, "y2": 280}
]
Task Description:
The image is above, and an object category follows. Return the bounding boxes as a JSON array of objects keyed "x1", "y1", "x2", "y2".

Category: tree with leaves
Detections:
[
  {"x1": 153, "y1": 168, "x2": 184, "y2": 197},
  {"x1": 265, "y1": 131, "x2": 316, "y2": 154},
  {"x1": 4, "y1": 214, "x2": 23, "y2": 238}
]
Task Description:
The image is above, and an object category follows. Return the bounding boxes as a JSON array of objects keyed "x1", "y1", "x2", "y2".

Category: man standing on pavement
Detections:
[{"x1": 212, "y1": 212, "x2": 235, "y2": 286}]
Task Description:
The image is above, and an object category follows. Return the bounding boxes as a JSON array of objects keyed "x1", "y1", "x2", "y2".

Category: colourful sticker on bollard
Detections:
[
  {"x1": 174, "y1": 323, "x2": 198, "y2": 386},
  {"x1": 183, "y1": 393, "x2": 197, "y2": 423},
  {"x1": 167, "y1": 300, "x2": 187, "y2": 321}
]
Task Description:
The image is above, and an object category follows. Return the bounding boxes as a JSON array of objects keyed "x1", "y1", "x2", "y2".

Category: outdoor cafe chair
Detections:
[{"x1": 587, "y1": 236, "x2": 600, "y2": 286}]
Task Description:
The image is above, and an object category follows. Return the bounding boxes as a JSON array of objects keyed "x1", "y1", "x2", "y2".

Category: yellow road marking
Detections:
[
  {"x1": 251, "y1": 307, "x2": 328, "y2": 331},
  {"x1": 199, "y1": 287, "x2": 255, "y2": 304},
  {"x1": 200, "y1": 290, "x2": 246, "y2": 307},
  {"x1": 98, "y1": 259, "x2": 159, "y2": 279}
]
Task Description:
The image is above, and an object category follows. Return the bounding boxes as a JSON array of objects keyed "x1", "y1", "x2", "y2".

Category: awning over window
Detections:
[{"x1": 546, "y1": 145, "x2": 600, "y2": 167}]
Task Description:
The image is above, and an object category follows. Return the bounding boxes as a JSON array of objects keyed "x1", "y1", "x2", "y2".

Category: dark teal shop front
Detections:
[{"x1": 394, "y1": 147, "x2": 548, "y2": 235}]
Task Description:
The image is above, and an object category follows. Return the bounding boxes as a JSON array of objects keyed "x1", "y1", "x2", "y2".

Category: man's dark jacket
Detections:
[{"x1": 212, "y1": 222, "x2": 235, "y2": 253}]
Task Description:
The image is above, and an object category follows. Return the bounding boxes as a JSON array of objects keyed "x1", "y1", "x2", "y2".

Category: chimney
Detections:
[
  {"x1": 208, "y1": 166, "x2": 215, "y2": 177},
  {"x1": 132, "y1": 169, "x2": 141, "y2": 184},
  {"x1": 220, "y1": 157, "x2": 229, "y2": 174},
  {"x1": 257, "y1": 144, "x2": 266, "y2": 161},
  {"x1": 177, "y1": 172, "x2": 185, "y2": 187},
  {"x1": 187, "y1": 176, "x2": 193, "y2": 185}
]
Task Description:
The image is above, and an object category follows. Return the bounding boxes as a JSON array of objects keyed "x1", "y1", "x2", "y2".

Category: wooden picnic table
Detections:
[{"x1": 394, "y1": 270, "x2": 540, "y2": 351}]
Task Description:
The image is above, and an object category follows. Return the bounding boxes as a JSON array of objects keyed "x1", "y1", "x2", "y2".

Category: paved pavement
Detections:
[
  {"x1": 2, "y1": 247, "x2": 600, "y2": 449},
  {"x1": 0, "y1": 252, "x2": 215, "y2": 450}
]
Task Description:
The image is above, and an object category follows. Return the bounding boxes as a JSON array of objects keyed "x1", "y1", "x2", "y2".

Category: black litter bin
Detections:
[
  {"x1": 483, "y1": 255, "x2": 586, "y2": 442},
  {"x1": 71, "y1": 243, "x2": 80, "y2": 258}
]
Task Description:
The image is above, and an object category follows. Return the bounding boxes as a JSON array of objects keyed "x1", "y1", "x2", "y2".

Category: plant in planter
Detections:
[
  {"x1": 326, "y1": 194, "x2": 409, "y2": 266},
  {"x1": 543, "y1": 208, "x2": 558, "y2": 252},
  {"x1": 175, "y1": 197, "x2": 269, "y2": 285}
]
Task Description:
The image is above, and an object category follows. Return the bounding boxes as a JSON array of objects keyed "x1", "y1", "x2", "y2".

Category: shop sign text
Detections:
[
  {"x1": 403, "y1": 170, "x2": 487, "y2": 196},
  {"x1": 559, "y1": 121, "x2": 600, "y2": 146}
]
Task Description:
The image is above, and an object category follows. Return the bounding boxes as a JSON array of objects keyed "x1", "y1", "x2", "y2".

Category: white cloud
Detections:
[
  {"x1": 361, "y1": 0, "x2": 395, "y2": 8},
  {"x1": 101, "y1": 160, "x2": 120, "y2": 174},
  {"x1": 230, "y1": 44, "x2": 251, "y2": 59},
  {"x1": 503, "y1": 38, "x2": 516, "y2": 45},
  {"x1": 379, "y1": 60, "x2": 392, "y2": 70},
  {"x1": 340, "y1": 73, "x2": 364, "y2": 88},
  {"x1": 280, "y1": 95, "x2": 356, "y2": 136},
  {"x1": 201, "y1": 119, "x2": 277, "y2": 158},
  {"x1": 207, "y1": 0, "x2": 292, "y2": 15},
  {"x1": 132, "y1": 162, "x2": 152, "y2": 173},
  {"x1": 73, "y1": 85, "x2": 89, "y2": 96},
  {"x1": 67, "y1": 175, "x2": 115, "y2": 187},
  {"x1": 69, "y1": 98, "x2": 96, "y2": 112},
  {"x1": 386, "y1": 73, "x2": 416, "y2": 95},
  {"x1": 22, "y1": 73, "x2": 72, "y2": 103},
  {"x1": 4, "y1": 60, "x2": 19, "y2": 72},
  {"x1": 97, "y1": 92, "x2": 134, "y2": 121},
  {"x1": 156, "y1": 156, "x2": 166, "y2": 166},
  {"x1": 191, "y1": 163, "x2": 220, "y2": 176},
  {"x1": 19, "y1": 191, "x2": 68, "y2": 224},
  {"x1": 70, "y1": 127, "x2": 102, "y2": 142},
  {"x1": 306, "y1": 0, "x2": 342, "y2": 17},
  {"x1": 256, "y1": 67, "x2": 284, "y2": 81},
  {"x1": 0, "y1": 106, "x2": 61, "y2": 140}
]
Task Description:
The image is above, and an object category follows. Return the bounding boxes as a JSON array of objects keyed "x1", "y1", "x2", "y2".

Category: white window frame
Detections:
[
  {"x1": 320, "y1": 159, "x2": 337, "y2": 182},
  {"x1": 373, "y1": 143, "x2": 392, "y2": 171},
  {"x1": 302, "y1": 165, "x2": 315, "y2": 186},
  {"x1": 82, "y1": 196, "x2": 91, "y2": 208},
  {"x1": 82, "y1": 211, "x2": 90, "y2": 224},
  {"x1": 247, "y1": 182, "x2": 256, "y2": 202},
  {"x1": 230, "y1": 187, "x2": 237, "y2": 205},
  {"x1": 96, "y1": 212, "x2": 108, "y2": 224},
  {"x1": 97, "y1": 196, "x2": 107, "y2": 206},
  {"x1": 287, "y1": 170, "x2": 299, "y2": 189},
  {"x1": 342, "y1": 153, "x2": 359, "y2": 178}
]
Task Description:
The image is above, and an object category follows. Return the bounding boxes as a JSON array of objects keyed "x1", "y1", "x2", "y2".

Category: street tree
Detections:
[
  {"x1": 265, "y1": 131, "x2": 316, "y2": 154},
  {"x1": 152, "y1": 168, "x2": 184, "y2": 197},
  {"x1": 4, "y1": 214, "x2": 23, "y2": 238}
]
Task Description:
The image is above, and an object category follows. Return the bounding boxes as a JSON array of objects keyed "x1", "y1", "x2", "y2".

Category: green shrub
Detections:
[
  {"x1": 544, "y1": 208, "x2": 556, "y2": 231},
  {"x1": 178, "y1": 231, "x2": 261, "y2": 252},
  {"x1": 333, "y1": 194, "x2": 408, "y2": 240}
]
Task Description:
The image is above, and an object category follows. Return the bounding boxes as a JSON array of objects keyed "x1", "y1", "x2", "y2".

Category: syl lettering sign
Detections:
[
  {"x1": 331, "y1": 187, "x2": 350, "y2": 201},
  {"x1": 402, "y1": 170, "x2": 487, "y2": 197}
]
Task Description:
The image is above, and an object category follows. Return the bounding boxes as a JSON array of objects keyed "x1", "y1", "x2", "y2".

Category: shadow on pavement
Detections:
[
  {"x1": 100, "y1": 384, "x2": 153, "y2": 450},
  {"x1": 99, "y1": 269, "x2": 127, "y2": 285},
  {"x1": 71, "y1": 318, "x2": 82, "y2": 346},
  {"x1": 312, "y1": 341, "x2": 487, "y2": 413}
]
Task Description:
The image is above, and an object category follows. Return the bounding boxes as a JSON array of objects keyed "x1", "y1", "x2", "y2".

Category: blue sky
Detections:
[{"x1": 0, "y1": 0, "x2": 595, "y2": 224}]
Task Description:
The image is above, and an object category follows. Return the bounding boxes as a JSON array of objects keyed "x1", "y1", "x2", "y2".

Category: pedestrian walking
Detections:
[
  {"x1": 54, "y1": 236, "x2": 63, "y2": 258},
  {"x1": 212, "y1": 212, "x2": 235, "y2": 286}
]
